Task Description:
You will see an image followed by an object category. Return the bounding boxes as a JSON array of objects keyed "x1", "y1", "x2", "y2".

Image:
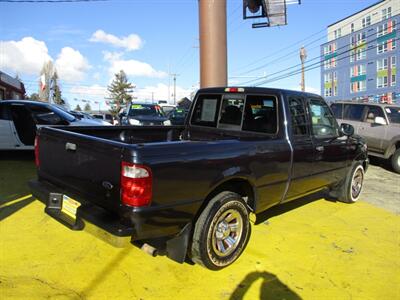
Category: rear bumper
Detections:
[{"x1": 29, "y1": 179, "x2": 134, "y2": 246}]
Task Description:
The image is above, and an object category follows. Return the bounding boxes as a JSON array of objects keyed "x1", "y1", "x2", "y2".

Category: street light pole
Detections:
[{"x1": 199, "y1": 0, "x2": 227, "y2": 88}]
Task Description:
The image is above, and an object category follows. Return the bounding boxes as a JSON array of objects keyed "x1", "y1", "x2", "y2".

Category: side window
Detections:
[
  {"x1": 308, "y1": 98, "x2": 338, "y2": 137},
  {"x1": 364, "y1": 106, "x2": 385, "y2": 123},
  {"x1": 0, "y1": 103, "x2": 11, "y2": 120},
  {"x1": 330, "y1": 103, "x2": 343, "y2": 119},
  {"x1": 191, "y1": 94, "x2": 221, "y2": 127},
  {"x1": 218, "y1": 96, "x2": 244, "y2": 130},
  {"x1": 28, "y1": 105, "x2": 63, "y2": 125},
  {"x1": 242, "y1": 95, "x2": 277, "y2": 134},
  {"x1": 289, "y1": 97, "x2": 308, "y2": 136},
  {"x1": 343, "y1": 104, "x2": 365, "y2": 121}
]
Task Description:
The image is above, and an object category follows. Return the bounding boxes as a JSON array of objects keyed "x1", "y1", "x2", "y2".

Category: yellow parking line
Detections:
[{"x1": 0, "y1": 194, "x2": 33, "y2": 209}]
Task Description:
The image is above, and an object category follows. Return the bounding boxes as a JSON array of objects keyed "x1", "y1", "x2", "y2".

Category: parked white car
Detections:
[{"x1": 0, "y1": 100, "x2": 110, "y2": 150}]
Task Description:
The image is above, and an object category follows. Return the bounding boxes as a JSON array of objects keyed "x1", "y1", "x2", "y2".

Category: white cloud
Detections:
[
  {"x1": 109, "y1": 59, "x2": 167, "y2": 78},
  {"x1": 55, "y1": 47, "x2": 90, "y2": 82},
  {"x1": 90, "y1": 30, "x2": 143, "y2": 51},
  {"x1": 135, "y1": 83, "x2": 193, "y2": 102},
  {"x1": 69, "y1": 84, "x2": 107, "y2": 97},
  {"x1": 0, "y1": 37, "x2": 52, "y2": 75}
]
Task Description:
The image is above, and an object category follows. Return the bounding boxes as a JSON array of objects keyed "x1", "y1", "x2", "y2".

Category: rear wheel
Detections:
[
  {"x1": 190, "y1": 192, "x2": 250, "y2": 270},
  {"x1": 391, "y1": 149, "x2": 400, "y2": 174}
]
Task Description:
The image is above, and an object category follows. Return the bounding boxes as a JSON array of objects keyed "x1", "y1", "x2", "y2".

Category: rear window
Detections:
[
  {"x1": 191, "y1": 94, "x2": 222, "y2": 127},
  {"x1": 344, "y1": 104, "x2": 365, "y2": 121},
  {"x1": 385, "y1": 106, "x2": 400, "y2": 124},
  {"x1": 191, "y1": 93, "x2": 278, "y2": 134},
  {"x1": 331, "y1": 103, "x2": 343, "y2": 119},
  {"x1": 128, "y1": 104, "x2": 164, "y2": 117}
]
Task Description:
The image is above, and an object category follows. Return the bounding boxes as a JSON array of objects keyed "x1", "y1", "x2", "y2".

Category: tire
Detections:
[
  {"x1": 336, "y1": 162, "x2": 365, "y2": 203},
  {"x1": 391, "y1": 149, "x2": 400, "y2": 174},
  {"x1": 190, "y1": 191, "x2": 251, "y2": 270}
]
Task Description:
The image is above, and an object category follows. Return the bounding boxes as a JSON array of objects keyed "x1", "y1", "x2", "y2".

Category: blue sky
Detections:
[{"x1": 0, "y1": 0, "x2": 379, "y2": 110}]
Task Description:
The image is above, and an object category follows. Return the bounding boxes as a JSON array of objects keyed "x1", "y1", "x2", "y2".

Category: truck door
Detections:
[
  {"x1": 0, "y1": 103, "x2": 18, "y2": 149},
  {"x1": 284, "y1": 96, "x2": 318, "y2": 201},
  {"x1": 10, "y1": 104, "x2": 36, "y2": 146},
  {"x1": 307, "y1": 97, "x2": 348, "y2": 187}
]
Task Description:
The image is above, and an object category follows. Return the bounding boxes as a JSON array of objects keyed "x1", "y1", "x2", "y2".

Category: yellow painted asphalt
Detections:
[{"x1": 1, "y1": 198, "x2": 399, "y2": 300}]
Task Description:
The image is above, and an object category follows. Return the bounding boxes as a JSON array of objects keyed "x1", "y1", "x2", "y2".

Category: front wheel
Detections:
[
  {"x1": 391, "y1": 149, "x2": 400, "y2": 174},
  {"x1": 190, "y1": 192, "x2": 251, "y2": 270},
  {"x1": 336, "y1": 162, "x2": 365, "y2": 203}
]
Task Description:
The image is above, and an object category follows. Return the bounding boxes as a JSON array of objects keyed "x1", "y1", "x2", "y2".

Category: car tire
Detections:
[
  {"x1": 336, "y1": 162, "x2": 365, "y2": 203},
  {"x1": 391, "y1": 149, "x2": 400, "y2": 174},
  {"x1": 190, "y1": 191, "x2": 251, "y2": 270}
]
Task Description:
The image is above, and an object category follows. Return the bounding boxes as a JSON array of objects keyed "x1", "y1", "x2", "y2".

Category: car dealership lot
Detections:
[{"x1": 1, "y1": 153, "x2": 399, "y2": 299}]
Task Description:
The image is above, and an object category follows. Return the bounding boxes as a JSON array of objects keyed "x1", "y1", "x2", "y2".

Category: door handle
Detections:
[{"x1": 316, "y1": 146, "x2": 324, "y2": 152}]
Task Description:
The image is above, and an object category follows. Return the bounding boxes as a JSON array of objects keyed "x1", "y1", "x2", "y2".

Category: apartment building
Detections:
[{"x1": 320, "y1": 0, "x2": 400, "y2": 103}]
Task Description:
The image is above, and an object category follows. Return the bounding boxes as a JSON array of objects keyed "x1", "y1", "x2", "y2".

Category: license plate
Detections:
[{"x1": 61, "y1": 195, "x2": 81, "y2": 220}]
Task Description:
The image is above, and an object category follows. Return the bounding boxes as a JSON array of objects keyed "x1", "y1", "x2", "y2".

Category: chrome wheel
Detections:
[
  {"x1": 351, "y1": 166, "x2": 364, "y2": 200},
  {"x1": 211, "y1": 209, "x2": 243, "y2": 257}
]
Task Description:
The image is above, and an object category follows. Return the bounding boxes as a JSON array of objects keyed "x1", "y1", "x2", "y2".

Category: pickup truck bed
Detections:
[{"x1": 30, "y1": 87, "x2": 368, "y2": 270}]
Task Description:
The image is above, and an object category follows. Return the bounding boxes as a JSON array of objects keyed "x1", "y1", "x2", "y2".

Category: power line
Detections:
[
  {"x1": 231, "y1": 0, "x2": 393, "y2": 76},
  {"x1": 237, "y1": 25, "x2": 396, "y2": 86},
  {"x1": 253, "y1": 37, "x2": 400, "y2": 87}
]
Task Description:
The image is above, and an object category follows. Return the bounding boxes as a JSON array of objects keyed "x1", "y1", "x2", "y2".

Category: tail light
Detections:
[
  {"x1": 121, "y1": 162, "x2": 152, "y2": 207},
  {"x1": 34, "y1": 135, "x2": 40, "y2": 168}
]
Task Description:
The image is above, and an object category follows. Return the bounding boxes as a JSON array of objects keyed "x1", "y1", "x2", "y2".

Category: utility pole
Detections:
[
  {"x1": 199, "y1": 0, "x2": 227, "y2": 88},
  {"x1": 300, "y1": 46, "x2": 307, "y2": 92},
  {"x1": 170, "y1": 73, "x2": 179, "y2": 105}
]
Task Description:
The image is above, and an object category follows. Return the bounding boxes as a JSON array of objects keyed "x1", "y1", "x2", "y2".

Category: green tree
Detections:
[
  {"x1": 84, "y1": 103, "x2": 91, "y2": 112},
  {"x1": 52, "y1": 71, "x2": 64, "y2": 105},
  {"x1": 75, "y1": 104, "x2": 82, "y2": 111},
  {"x1": 107, "y1": 70, "x2": 134, "y2": 115},
  {"x1": 29, "y1": 93, "x2": 40, "y2": 101}
]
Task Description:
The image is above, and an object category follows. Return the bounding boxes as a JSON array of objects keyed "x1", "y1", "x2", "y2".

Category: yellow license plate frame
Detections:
[{"x1": 61, "y1": 195, "x2": 81, "y2": 220}]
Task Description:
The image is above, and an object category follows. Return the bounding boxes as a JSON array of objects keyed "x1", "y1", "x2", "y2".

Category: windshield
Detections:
[
  {"x1": 128, "y1": 104, "x2": 165, "y2": 117},
  {"x1": 50, "y1": 105, "x2": 76, "y2": 122},
  {"x1": 385, "y1": 106, "x2": 400, "y2": 124}
]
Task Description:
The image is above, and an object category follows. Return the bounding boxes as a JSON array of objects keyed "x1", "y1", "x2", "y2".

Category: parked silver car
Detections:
[
  {"x1": 0, "y1": 100, "x2": 110, "y2": 150},
  {"x1": 331, "y1": 101, "x2": 400, "y2": 173}
]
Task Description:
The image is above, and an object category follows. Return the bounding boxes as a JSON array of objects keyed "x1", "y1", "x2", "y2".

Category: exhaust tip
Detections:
[{"x1": 141, "y1": 243, "x2": 158, "y2": 257}]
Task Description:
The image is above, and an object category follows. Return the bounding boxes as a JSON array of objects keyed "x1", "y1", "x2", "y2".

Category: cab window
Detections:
[
  {"x1": 242, "y1": 95, "x2": 277, "y2": 134},
  {"x1": 343, "y1": 104, "x2": 365, "y2": 121},
  {"x1": 218, "y1": 96, "x2": 244, "y2": 130},
  {"x1": 308, "y1": 99, "x2": 338, "y2": 137},
  {"x1": 364, "y1": 106, "x2": 385, "y2": 123},
  {"x1": 28, "y1": 105, "x2": 64, "y2": 125},
  {"x1": 289, "y1": 97, "x2": 308, "y2": 136},
  {"x1": 191, "y1": 94, "x2": 221, "y2": 127}
]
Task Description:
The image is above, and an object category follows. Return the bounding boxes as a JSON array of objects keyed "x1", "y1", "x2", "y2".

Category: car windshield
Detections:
[
  {"x1": 171, "y1": 109, "x2": 187, "y2": 118},
  {"x1": 128, "y1": 104, "x2": 165, "y2": 117},
  {"x1": 50, "y1": 105, "x2": 76, "y2": 122},
  {"x1": 385, "y1": 106, "x2": 400, "y2": 124}
]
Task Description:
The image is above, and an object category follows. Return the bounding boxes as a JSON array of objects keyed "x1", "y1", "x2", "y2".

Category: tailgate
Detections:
[{"x1": 37, "y1": 127, "x2": 126, "y2": 213}]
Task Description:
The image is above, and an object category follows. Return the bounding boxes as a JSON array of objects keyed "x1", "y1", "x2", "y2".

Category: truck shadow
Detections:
[
  {"x1": 230, "y1": 271, "x2": 301, "y2": 300},
  {"x1": 0, "y1": 196, "x2": 35, "y2": 222},
  {"x1": 255, "y1": 191, "x2": 326, "y2": 225}
]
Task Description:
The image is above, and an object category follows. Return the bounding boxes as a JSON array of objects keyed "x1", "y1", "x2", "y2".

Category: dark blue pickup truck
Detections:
[{"x1": 30, "y1": 87, "x2": 368, "y2": 270}]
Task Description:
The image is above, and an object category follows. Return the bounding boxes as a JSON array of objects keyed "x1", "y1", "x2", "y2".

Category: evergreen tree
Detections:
[
  {"x1": 29, "y1": 93, "x2": 40, "y2": 101},
  {"x1": 75, "y1": 104, "x2": 82, "y2": 111},
  {"x1": 52, "y1": 71, "x2": 64, "y2": 105},
  {"x1": 84, "y1": 103, "x2": 91, "y2": 112},
  {"x1": 107, "y1": 70, "x2": 134, "y2": 115}
]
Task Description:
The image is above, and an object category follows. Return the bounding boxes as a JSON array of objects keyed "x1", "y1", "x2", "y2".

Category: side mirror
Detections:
[
  {"x1": 340, "y1": 123, "x2": 354, "y2": 136},
  {"x1": 374, "y1": 116, "x2": 387, "y2": 125}
]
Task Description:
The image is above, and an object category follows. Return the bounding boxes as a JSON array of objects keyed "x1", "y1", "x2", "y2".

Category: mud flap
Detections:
[{"x1": 166, "y1": 223, "x2": 192, "y2": 263}]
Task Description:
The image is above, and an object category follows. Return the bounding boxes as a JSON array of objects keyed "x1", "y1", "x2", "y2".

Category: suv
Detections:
[{"x1": 331, "y1": 102, "x2": 400, "y2": 173}]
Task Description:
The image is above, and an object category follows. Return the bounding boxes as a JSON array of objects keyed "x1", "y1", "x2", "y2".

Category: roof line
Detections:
[{"x1": 328, "y1": 0, "x2": 386, "y2": 28}]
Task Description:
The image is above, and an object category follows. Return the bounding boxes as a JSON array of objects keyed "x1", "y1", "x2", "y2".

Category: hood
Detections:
[
  {"x1": 128, "y1": 115, "x2": 168, "y2": 122},
  {"x1": 71, "y1": 119, "x2": 112, "y2": 126}
]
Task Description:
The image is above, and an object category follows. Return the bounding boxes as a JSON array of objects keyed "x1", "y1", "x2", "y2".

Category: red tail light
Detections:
[
  {"x1": 34, "y1": 135, "x2": 40, "y2": 168},
  {"x1": 121, "y1": 162, "x2": 152, "y2": 207}
]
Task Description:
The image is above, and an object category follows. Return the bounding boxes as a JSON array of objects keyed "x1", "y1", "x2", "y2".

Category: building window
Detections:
[
  {"x1": 351, "y1": 64, "x2": 366, "y2": 76},
  {"x1": 392, "y1": 74, "x2": 396, "y2": 86},
  {"x1": 351, "y1": 23, "x2": 354, "y2": 33},
  {"x1": 325, "y1": 87, "x2": 332, "y2": 97},
  {"x1": 350, "y1": 80, "x2": 366, "y2": 93},
  {"x1": 377, "y1": 76, "x2": 388, "y2": 88},
  {"x1": 377, "y1": 20, "x2": 396, "y2": 37},
  {"x1": 334, "y1": 28, "x2": 342, "y2": 39},
  {"x1": 350, "y1": 32, "x2": 367, "y2": 62},
  {"x1": 391, "y1": 56, "x2": 396, "y2": 68},
  {"x1": 382, "y1": 7, "x2": 392, "y2": 21},
  {"x1": 377, "y1": 58, "x2": 388, "y2": 71},
  {"x1": 362, "y1": 15, "x2": 371, "y2": 28},
  {"x1": 324, "y1": 43, "x2": 337, "y2": 70},
  {"x1": 377, "y1": 39, "x2": 396, "y2": 54}
]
